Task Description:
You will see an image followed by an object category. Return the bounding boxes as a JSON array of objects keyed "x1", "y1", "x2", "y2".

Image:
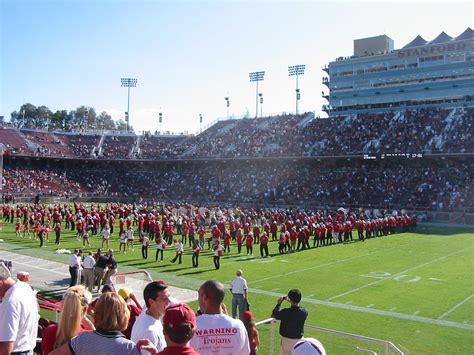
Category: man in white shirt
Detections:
[
  {"x1": 230, "y1": 269, "x2": 248, "y2": 319},
  {"x1": 131, "y1": 280, "x2": 170, "y2": 354},
  {"x1": 68, "y1": 249, "x2": 82, "y2": 287},
  {"x1": 82, "y1": 251, "x2": 96, "y2": 291},
  {"x1": 0, "y1": 264, "x2": 39, "y2": 355},
  {"x1": 190, "y1": 280, "x2": 250, "y2": 355}
]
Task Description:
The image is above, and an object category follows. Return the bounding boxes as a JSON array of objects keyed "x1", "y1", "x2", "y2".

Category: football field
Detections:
[{"x1": 0, "y1": 222, "x2": 472, "y2": 354}]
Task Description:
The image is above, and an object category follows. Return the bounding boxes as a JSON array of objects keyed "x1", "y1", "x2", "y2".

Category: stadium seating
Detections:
[{"x1": 0, "y1": 127, "x2": 31, "y2": 154}]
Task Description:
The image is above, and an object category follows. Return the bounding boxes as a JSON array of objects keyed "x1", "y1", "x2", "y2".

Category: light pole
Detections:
[
  {"x1": 259, "y1": 93, "x2": 263, "y2": 117},
  {"x1": 225, "y1": 97, "x2": 230, "y2": 119},
  {"x1": 288, "y1": 64, "x2": 305, "y2": 115},
  {"x1": 159, "y1": 112, "x2": 163, "y2": 134},
  {"x1": 84, "y1": 108, "x2": 89, "y2": 133},
  {"x1": 120, "y1": 77, "x2": 138, "y2": 133},
  {"x1": 249, "y1": 71, "x2": 265, "y2": 118},
  {"x1": 199, "y1": 114, "x2": 203, "y2": 133}
]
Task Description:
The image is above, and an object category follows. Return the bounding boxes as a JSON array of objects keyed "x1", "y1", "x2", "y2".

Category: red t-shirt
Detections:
[
  {"x1": 158, "y1": 346, "x2": 200, "y2": 355},
  {"x1": 123, "y1": 304, "x2": 142, "y2": 339},
  {"x1": 42, "y1": 323, "x2": 91, "y2": 355}
]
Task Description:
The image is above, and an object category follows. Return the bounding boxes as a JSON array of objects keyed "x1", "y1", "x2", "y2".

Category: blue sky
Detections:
[{"x1": 1, "y1": 0, "x2": 472, "y2": 134}]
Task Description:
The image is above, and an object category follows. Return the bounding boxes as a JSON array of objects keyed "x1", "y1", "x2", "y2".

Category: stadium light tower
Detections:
[
  {"x1": 249, "y1": 71, "x2": 265, "y2": 118},
  {"x1": 225, "y1": 97, "x2": 230, "y2": 119},
  {"x1": 120, "y1": 77, "x2": 138, "y2": 133},
  {"x1": 199, "y1": 114, "x2": 203, "y2": 133},
  {"x1": 259, "y1": 93, "x2": 263, "y2": 118},
  {"x1": 288, "y1": 64, "x2": 305, "y2": 114},
  {"x1": 159, "y1": 112, "x2": 163, "y2": 134}
]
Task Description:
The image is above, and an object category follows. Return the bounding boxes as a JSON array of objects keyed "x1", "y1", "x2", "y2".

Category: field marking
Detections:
[
  {"x1": 367, "y1": 304, "x2": 374, "y2": 308},
  {"x1": 438, "y1": 294, "x2": 474, "y2": 320},
  {"x1": 7, "y1": 259, "x2": 69, "y2": 277},
  {"x1": 249, "y1": 243, "x2": 407, "y2": 285},
  {"x1": 327, "y1": 246, "x2": 472, "y2": 301},
  {"x1": 390, "y1": 307, "x2": 397, "y2": 311},
  {"x1": 249, "y1": 288, "x2": 474, "y2": 331},
  {"x1": 414, "y1": 311, "x2": 420, "y2": 315}
]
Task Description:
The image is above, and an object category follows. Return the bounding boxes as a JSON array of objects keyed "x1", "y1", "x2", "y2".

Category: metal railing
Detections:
[{"x1": 256, "y1": 318, "x2": 404, "y2": 355}]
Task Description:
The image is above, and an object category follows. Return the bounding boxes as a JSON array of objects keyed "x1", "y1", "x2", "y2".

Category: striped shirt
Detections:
[{"x1": 68, "y1": 329, "x2": 140, "y2": 355}]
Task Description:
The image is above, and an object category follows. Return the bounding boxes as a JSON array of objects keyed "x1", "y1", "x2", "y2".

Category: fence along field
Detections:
[{"x1": 0, "y1": 220, "x2": 472, "y2": 354}]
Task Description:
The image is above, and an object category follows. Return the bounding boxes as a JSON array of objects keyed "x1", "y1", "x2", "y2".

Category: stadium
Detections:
[{"x1": 0, "y1": 2, "x2": 473, "y2": 355}]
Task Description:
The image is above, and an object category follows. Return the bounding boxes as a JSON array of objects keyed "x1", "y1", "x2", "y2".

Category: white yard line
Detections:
[
  {"x1": 249, "y1": 287, "x2": 474, "y2": 331},
  {"x1": 10, "y1": 259, "x2": 69, "y2": 276},
  {"x1": 438, "y1": 294, "x2": 474, "y2": 320},
  {"x1": 249, "y1": 243, "x2": 407, "y2": 285},
  {"x1": 327, "y1": 246, "x2": 472, "y2": 301}
]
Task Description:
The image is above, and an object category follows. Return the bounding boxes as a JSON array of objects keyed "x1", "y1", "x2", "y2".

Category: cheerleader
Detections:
[{"x1": 16, "y1": 219, "x2": 22, "y2": 238}]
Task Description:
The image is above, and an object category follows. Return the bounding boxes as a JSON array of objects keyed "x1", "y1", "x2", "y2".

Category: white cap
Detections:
[{"x1": 292, "y1": 338, "x2": 326, "y2": 355}]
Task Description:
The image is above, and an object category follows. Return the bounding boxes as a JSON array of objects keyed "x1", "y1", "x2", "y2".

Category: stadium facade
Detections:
[{"x1": 322, "y1": 28, "x2": 474, "y2": 116}]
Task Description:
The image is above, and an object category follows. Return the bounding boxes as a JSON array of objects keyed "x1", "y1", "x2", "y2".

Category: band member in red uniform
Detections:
[{"x1": 260, "y1": 232, "x2": 269, "y2": 257}]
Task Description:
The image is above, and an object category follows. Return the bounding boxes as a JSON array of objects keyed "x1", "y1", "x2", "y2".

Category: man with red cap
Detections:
[{"x1": 158, "y1": 303, "x2": 199, "y2": 355}]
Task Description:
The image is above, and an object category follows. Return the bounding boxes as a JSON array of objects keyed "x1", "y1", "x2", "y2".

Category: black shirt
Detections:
[
  {"x1": 272, "y1": 304, "x2": 308, "y2": 339},
  {"x1": 107, "y1": 255, "x2": 117, "y2": 269},
  {"x1": 96, "y1": 255, "x2": 108, "y2": 268}
]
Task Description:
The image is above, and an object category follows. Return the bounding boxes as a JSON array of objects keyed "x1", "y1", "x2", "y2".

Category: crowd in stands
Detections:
[
  {"x1": 21, "y1": 130, "x2": 72, "y2": 157},
  {"x1": 100, "y1": 135, "x2": 136, "y2": 159},
  {"x1": 1, "y1": 107, "x2": 472, "y2": 160},
  {"x1": 138, "y1": 134, "x2": 185, "y2": 159},
  {"x1": 2, "y1": 168, "x2": 84, "y2": 197},
  {"x1": 2, "y1": 159, "x2": 472, "y2": 210},
  {"x1": 55, "y1": 133, "x2": 101, "y2": 158}
]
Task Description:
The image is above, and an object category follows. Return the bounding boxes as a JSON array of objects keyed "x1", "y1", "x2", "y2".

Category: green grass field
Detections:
[{"x1": 0, "y1": 221, "x2": 473, "y2": 354}]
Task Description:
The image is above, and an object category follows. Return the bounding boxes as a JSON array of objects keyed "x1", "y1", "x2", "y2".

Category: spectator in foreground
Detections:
[
  {"x1": 292, "y1": 338, "x2": 326, "y2": 355},
  {"x1": 131, "y1": 281, "x2": 170, "y2": 354},
  {"x1": 242, "y1": 310, "x2": 260, "y2": 355},
  {"x1": 159, "y1": 303, "x2": 199, "y2": 355},
  {"x1": 0, "y1": 264, "x2": 38, "y2": 355},
  {"x1": 272, "y1": 289, "x2": 308, "y2": 355},
  {"x1": 51, "y1": 292, "x2": 158, "y2": 355},
  {"x1": 190, "y1": 280, "x2": 250, "y2": 354},
  {"x1": 118, "y1": 287, "x2": 143, "y2": 340},
  {"x1": 42, "y1": 285, "x2": 94, "y2": 355}
]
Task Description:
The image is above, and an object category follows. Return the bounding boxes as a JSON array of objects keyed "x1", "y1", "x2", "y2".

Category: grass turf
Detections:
[{"x1": 0, "y1": 220, "x2": 473, "y2": 354}]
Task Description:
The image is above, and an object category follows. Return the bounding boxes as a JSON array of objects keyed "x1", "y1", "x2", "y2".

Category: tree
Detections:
[
  {"x1": 71, "y1": 106, "x2": 96, "y2": 132},
  {"x1": 115, "y1": 119, "x2": 133, "y2": 132},
  {"x1": 96, "y1": 112, "x2": 115, "y2": 130},
  {"x1": 11, "y1": 103, "x2": 37, "y2": 128},
  {"x1": 33, "y1": 105, "x2": 52, "y2": 130},
  {"x1": 50, "y1": 110, "x2": 71, "y2": 130}
]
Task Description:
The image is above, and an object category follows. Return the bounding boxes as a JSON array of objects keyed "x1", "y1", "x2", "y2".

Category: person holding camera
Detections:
[{"x1": 271, "y1": 289, "x2": 308, "y2": 355}]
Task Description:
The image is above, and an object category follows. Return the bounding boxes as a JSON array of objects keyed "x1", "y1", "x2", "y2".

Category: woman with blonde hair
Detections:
[
  {"x1": 42, "y1": 285, "x2": 94, "y2": 355},
  {"x1": 50, "y1": 292, "x2": 158, "y2": 355}
]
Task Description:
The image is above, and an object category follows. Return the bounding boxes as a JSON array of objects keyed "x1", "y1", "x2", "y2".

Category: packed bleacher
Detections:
[
  {"x1": 2, "y1": 159, "x2": 472, "y2": 210},
  {"x1": 1, "y1": 107, "x2": 472, "y2": 160},
  {"x1": 55, "y1": 133, "x2": 101, "y2": 158},
  {"x1": 100, "y1": 135, "x2": 137, "y2": 159}
]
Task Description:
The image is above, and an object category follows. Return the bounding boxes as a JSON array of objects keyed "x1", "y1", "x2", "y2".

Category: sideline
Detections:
[{"x1": 327, "y1": 245, "x2": 472, "y2": 301}]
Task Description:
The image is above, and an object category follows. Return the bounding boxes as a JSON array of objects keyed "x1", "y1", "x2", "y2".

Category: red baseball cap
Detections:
[
  {"x1": 242, "y1": 310, "x2": 253, "y2": 321},
  {"x1": 163, "y1": 303, "x2": 196, "y2": 331}
]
